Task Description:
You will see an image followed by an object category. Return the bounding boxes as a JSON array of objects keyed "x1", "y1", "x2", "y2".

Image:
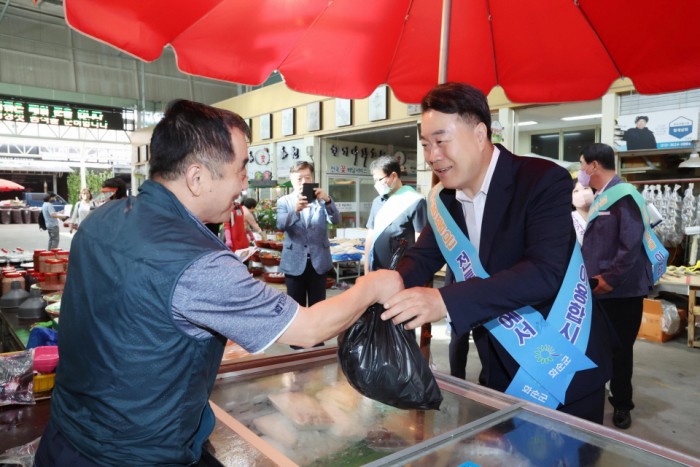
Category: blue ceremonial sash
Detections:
[
  {"x1": 588, "y1": 183, "x2": 668, "y2": 283},
  {"x1": 427, "y1": 184, "x2": 595, "y2": 408}
]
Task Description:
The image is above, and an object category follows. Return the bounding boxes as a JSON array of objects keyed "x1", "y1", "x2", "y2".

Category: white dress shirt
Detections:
[{"x1": 455, "y1": 146, "x2": 500, "y2": 253}]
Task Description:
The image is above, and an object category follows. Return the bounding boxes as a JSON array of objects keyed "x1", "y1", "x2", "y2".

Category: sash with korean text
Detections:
[
  {"x1": 588, "y1": 183, "x2": 668, "y2": 283},
  {"x1": 428, "y1": 183, "x2": 595, "y2": 408}
]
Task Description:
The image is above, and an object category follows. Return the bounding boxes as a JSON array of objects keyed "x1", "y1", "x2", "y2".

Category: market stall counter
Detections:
[
  {"x1": 3, "y1": 348, "x2": 698, "y2": 465},
  {"x1": 208, "y1": 349, "x2": 698, "y2": 466}
]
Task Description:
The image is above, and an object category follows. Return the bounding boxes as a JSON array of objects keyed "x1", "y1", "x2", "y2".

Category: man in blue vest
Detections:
[
  {"x1": 380, "y1": 82, "x2": 613, "y2": 425},
  {"x1": 579, "y1": 143, "x2": 658, "y2": 430},
  {"x1": 34, "y1": 100, "x2": 402, "y2": 466}
]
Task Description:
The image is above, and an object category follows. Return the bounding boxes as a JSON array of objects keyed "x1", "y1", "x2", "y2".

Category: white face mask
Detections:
[
  {"x1": 374, "y1": 181, "x2": 391, "y2": 196},
  {"x1": 572, "y1": 187, "x2": 594, "y2": 209}
]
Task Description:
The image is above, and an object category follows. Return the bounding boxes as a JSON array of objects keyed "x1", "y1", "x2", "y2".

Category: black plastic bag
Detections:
[
  {"x1": 337, "y1": 238, "x2": 442, "y2": 410},
  {"x1": 338, "y1": 304, "x2": 442, "y2": 410}
]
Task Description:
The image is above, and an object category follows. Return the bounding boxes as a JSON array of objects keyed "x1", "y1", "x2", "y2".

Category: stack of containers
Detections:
[{"x1": 33, "y1": 249, "x2": 69, "y2": 291}]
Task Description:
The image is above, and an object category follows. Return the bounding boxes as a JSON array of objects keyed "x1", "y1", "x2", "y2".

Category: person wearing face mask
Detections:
[
  {"x1": 101, "y1": 177, "x2": 127, "y2": 201},
  {"x1": 68, "y1": 187, "x2": 96, "y2": 234},
  {"x1": 364, "y1": 155, "x2": 426, "y2": 274},
  {"x1": 572, "y1": 180, "x2": 594, "y2": 245},
  {"x1": 578, "y1": 143, "x2": 668, "y2": 430}
]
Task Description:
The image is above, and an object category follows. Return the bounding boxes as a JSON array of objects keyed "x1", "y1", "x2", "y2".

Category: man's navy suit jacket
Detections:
[{"x1": 398, "y1": 145, "x2": 613, "y2": 407}]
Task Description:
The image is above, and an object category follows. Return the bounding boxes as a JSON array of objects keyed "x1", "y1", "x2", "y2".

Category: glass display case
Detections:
[{"x1": 207, "y1": 350, "x2": 697, "y2": 466}]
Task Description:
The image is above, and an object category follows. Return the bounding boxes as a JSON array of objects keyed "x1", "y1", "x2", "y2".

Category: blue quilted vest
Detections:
[{"x1": 51, "y1": 180, "x2": 226, "y2": 465}]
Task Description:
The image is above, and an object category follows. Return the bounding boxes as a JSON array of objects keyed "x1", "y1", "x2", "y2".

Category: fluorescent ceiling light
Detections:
[
  {"x1": 561, "y1": 113, "x2": 602, "y2": 121},
  {"x1": 518, "y1": 121, "x2": 538, "y2": 126}
]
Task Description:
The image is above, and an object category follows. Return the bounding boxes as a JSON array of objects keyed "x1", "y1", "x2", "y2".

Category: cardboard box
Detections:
[{"x1": 637, "y1": 299, "x2": 678, "y2": 343}]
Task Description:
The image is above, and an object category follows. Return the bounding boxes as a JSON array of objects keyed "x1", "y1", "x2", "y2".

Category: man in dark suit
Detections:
[
  {"x1": 579, "y1": 143, "x2": 655, "y2": 429},
  {"x1": 381, "y1": 82, "x2": 612, "y2": 423}
]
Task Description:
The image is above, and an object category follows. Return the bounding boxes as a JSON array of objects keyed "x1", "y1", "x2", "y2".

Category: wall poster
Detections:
[
  {"x1": 616, "y1": 108, "x2": 698, "y2": 151},
  {"x1": 335, "y1": 98, "x2": 352, "y2": 127},
  {"x1": 282, "y1": 108, "x2": 295, "y2": 136},
  {"x1": 307, "y1": 102, "x2": 321, "y2": 132},
  {"x1": 276, "y1": 138, "x2": 311, "y2": 180},
  {"x1": 260, "y1": 114, "x2": 271, "y2": 140},
  {"x1": 247, "y1": 144, "x2": 274, "y2": 186},
  {"x1": 407, "y1": 104, "x2": 421, "y2": 115},
  {"x1": 368, "y1": 86, "x2": 387, "y2": 122}
]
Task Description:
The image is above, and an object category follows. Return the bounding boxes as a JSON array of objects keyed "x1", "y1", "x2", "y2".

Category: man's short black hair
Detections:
[
  {"x1": 581, "y1": 143, "x2": 616, "y2": 170},
  {"x1": 44, "y1": 192, "x2": 56, "y2": 202},
  {"x1": 149, "y1": 100, "x2": 250, "y2": 181},
  {"x1": 421, "y1": 82, "x2": 492, "y2": 139},
  {"x1": 635, "y1": 116, "x2": 649, "y2": 123}
]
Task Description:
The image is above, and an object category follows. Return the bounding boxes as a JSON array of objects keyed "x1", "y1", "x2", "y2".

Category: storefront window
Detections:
[
  {"x1": 530, "y1": 129, "x2": 596, "y2": 162},
  {"x1": 563, "y1": 129, "x2": 596, "y2": 162},
  {"x1": 327, "y1": 177, "x2": 358, "y2": 229},
  {"x1": 530, "y1": 133, "x2": 559, "y2": 158},
  {"x1": 326, "y1": 176, "x2": 376, "y2": 232}
]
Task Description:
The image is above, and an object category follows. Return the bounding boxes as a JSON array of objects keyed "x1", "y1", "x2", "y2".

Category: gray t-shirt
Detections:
[{"x1": 172, "y1": 250, "x2": 298, "y2": 353}]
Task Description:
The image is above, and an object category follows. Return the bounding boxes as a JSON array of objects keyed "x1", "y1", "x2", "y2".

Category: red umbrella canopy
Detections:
[
  {"x1": 64, "y1": 0, "x2": 700, "y2": 103},
  {"x1": 0, "y1": 178, "x2": 25, "y2": 192}
]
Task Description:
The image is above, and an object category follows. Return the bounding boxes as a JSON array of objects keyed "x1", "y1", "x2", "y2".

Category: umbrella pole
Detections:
[
  {"x1": 438, "y1": 0, "x2": 451, "y2": 84},
  {"x1": 429, "y1": 1, "x2": 450, "y2": 368}
]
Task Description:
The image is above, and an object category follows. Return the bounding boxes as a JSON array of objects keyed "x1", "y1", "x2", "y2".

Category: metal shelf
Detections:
[{"x1": 616, "y1": 147, "x2": 694, "y2": 158}]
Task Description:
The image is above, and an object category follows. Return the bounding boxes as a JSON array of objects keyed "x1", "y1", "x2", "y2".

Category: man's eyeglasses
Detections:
[{"x1": 374, "y1": 175, "x2": 388, "y2": 183}]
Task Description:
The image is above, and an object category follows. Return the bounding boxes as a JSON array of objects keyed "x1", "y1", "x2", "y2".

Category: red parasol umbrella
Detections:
[
  {"x1": 0, "y1": 178, "x2": 25, "y2": 192},
  {"x1": 63, "y1": 0, "x2": 700, "y2": 103}
]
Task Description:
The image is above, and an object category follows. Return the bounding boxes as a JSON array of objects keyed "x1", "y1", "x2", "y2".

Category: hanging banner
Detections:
[{"x1": 616, "y1": 108, "x2": 698, "y2": 151}]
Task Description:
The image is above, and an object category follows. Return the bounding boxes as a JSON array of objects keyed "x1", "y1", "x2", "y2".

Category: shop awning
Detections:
[{"x1": 0, "y1": 159, "x2": 74, "y2": 174}]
